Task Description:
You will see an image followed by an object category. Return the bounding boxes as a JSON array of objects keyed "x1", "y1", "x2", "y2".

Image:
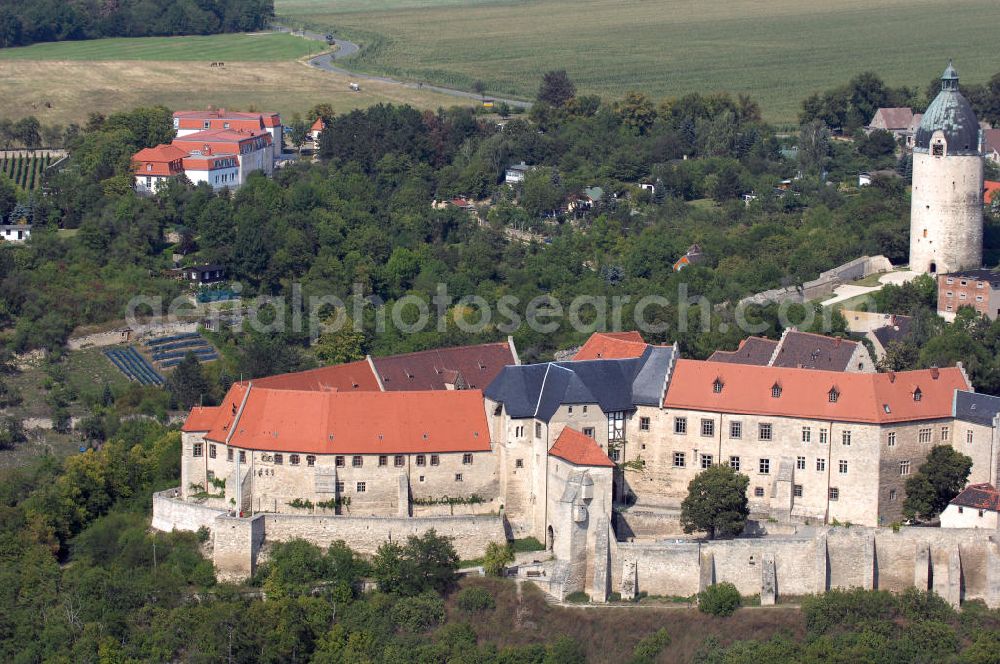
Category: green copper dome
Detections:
[{"x1": 914, "y1": 61, "x2": 981, "y2": 156}]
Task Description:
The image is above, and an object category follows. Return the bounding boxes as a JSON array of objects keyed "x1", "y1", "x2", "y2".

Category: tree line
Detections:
[{"x1": 0, "y1": 0, "x2": 273, "y2": 48}]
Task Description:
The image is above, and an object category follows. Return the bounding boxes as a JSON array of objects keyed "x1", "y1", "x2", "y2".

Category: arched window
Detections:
[{"x1": 771, "y1": 383, "x2": 782, "y2": 398}]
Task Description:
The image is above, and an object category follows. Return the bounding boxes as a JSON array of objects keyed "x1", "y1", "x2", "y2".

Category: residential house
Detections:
[
  {"x1": 0, "y1": 224, "x2": 30, "y2": 243},
  {"x1": 181, "y1": 264, "x2": 226, "y2": 286},
  {"x1": 132, "y1": 144, "x2": 188, "y2": 194},
  {"x1": 982, "y1": 129, "x2": 1000, "y2": 163},
  {"x1": 940, "y1": 483, "x2": 1000, "y2": 529},
  {"x1": 505, "y1": 162, "x2": 533, "y2": 184},
  {"x1": 938, "y1": 270, "x2": 1000, "y2": 321},
  {"x1": 309, "y1": 117, "x2": 325, "y2": 144},
  {"x1": 984, "y1": 180, "x2": 1000, "y2": 206}
]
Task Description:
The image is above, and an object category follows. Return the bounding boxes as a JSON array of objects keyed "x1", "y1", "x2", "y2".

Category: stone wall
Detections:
[
  {"x1": 151, "y1": 489, "x2": 225, "y2": 533},
  {"x1": 738, "y1": 255, "x2": 893, "y2": 308},
  {"x1": 617, "y1": 526, "x2": 1000, "y2": 607}
]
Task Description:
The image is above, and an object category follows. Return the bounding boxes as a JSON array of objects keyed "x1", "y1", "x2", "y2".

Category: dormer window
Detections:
[
  {"x1": 713, "y1": 378, "x2": 723, "y2": 394},
  {"x1": 913, "y1": 387, "x2": 922, "y2": 402},
  {"x1": 771, "y1": 383, "x2": 782, "y2": 398},
  {"x1": 828, "y1": 388, "x2": 839, "y2": 403},
  {"x1": 146, "y1": 163, "x2": 152, "y2": 171}
]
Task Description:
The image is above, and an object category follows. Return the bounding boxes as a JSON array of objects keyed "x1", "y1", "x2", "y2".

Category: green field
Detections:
[
  {"x1": 276, "y1": 0, "x2": 1000, "y2": 123},
  {"x1": 0, "y1": 154, "x2": 54, "y2": 190},
  {"x1": 0, "y1": 32, "x2": 326, "y2": 62}
]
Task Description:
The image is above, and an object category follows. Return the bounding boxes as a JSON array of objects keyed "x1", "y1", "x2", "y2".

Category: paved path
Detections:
[
  {"x1": 274, "y1": 25, "x2": 532, "y2": 109},
  {"x1": 821, "y1": 270, "x2": 920, "y2": 307}
]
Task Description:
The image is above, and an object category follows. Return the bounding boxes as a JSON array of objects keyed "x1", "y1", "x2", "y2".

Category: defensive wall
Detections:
[
  {"x1": 739, "y1": 255, "x2": 893, "y2": 307},
  {"x1": 611, "y1": 526, "x2": 1000, "y2": 607},
  {"x1": 153, "y1": 489, "x2": 507, "y2": 581}
]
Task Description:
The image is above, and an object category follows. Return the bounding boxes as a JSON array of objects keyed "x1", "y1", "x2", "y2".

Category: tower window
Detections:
[{"x1": 932, "y1": 144, "x2": 944, "y2": 157}]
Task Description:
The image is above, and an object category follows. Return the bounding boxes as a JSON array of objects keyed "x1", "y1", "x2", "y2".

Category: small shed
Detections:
[{"x1": 181, "y1": 264, "x2": 225, "y2": 286}]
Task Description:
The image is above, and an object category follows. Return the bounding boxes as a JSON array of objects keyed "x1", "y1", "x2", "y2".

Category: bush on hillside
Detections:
[{"x1": 698, "y1": 582, "x2": 742, "y2": 616}]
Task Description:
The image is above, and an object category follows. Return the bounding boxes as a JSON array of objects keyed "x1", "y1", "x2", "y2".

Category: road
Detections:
[{"x1": 273, "y1": 25, "x2": 532, "y2": 109}]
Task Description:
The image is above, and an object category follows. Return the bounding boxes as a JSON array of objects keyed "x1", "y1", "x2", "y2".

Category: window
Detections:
[
  {"x1": 816, "y1": 458, "x2": 826, "y2": 472},
  {"x1": 793, "y1": 484, "x2": 803, "y2": 498},
  {"x1": 899, "y1": 460, "x2": 911, "y2": 476},
  {"x1": 535, "y1": 422, "x2": 542, "y2": 438},
  {"x1": 430, "y1": 455, "x2": 440, "y2": 466},
  {"x1": 932, "y1": 143, "x2": 944, "y2": 156},
  {"x1": 842, "y1": 431, "x2": 851, "y2": 446},
  {"x1": 193, "y1": 443, "x2": 203, "y2": 457},
  {"x1": 958, "y1": 506, "x2": 964, "y2": 514},
  {"x1": 289, "y1": 454, "x2": 298, "y2": 465},
  {"x1": 979, "y1": 509, "x2": 985, "y2": 518},
  {"x1": 208, "y1": 444, "x2": 217, "y2": 459},
  {"x1": 959, "y1": 292, "x2": 967, "y2": 300},
  {"x1": 887, "y1": 432, "x2": 896, "y2": 447},
  {"x1": 274, "y1": 453, "x2": 283, "y2": 465},
  {"x1": 754, "y1": 487, "x2": 765, "y2": 497},
  {"x1": 771, "y1": 383, "x2": 782, "y2": 398},
  {"x1": 967, "y1": 429, "x2": 974, "y2": 444},
  {"x1": 463, "y1": 453, "x2": 474, "y2": 465},
  {"x1": 941, "y1": 426, "x2": 949, "y2": 442},
  {"x1": 416, "y1": 455, "x2": 426, "y2": 466},
  {"x1": 356, "y1": 482, "x2": 366, "y2": 493},
  {"x1": 673, "y1": 451, "x2": 686, "y2": 468},
  {"x1": 335, "y1": 481, "x2": 344, "y2": 493},
  {"x1": 567, "y1": 406, "x2": 573, "y2": 414},
  {"x1": 918, "y1": 428, "x2": 931, "y2": 443},
  {"x1": 583, "y1": 427, "x2": 595, "y2": 438},
  {"x1": 515, "y1": 458, "x2": 524, "y2": 468},
  {"x1": 514, "y1": 425, "x2": 524, "y2": 438},
  {"x1": 674, "y1": 417, "x2": 688, "y2": 435},
  {"x1": 713, "y1": 379, "x2": 723, "y2": 393},
  {"x1": 583, "y1": 405, "x2": 588, "y2": 413},
  {"x1": 455, "y1": 473, "x2": 463, "y2": 482},
  {"x1": 335, "y1": 456, "x2": 345, "y2": 467},
  {"x1": 608, "y1": 411, "x2": 625, "y2": 441},
  {"x1": 639, "y1": 417, "x2": 650, "y2": 431},
  {"x1": 701, "y1": 454, "x2": 713, "y2": 469},
  {"x1": 889, "y1": 489, "x2": 897, "y2": 501},
  {"x1": 802, "y1": 427, "x2": 811, "y2": 443},
  {"x1": 701, "y1": 419, "x2": 715, "y2": 437},
  {"x1": 394, "y1": 455, "x2": 405, "y2": 467},
  {"x1": 307, "y1": 455, "x2": 316, "y2": 467},
  {"x1": 353, "y1": 455, "x2": 363, "y2": 467},
  {"x1": 819, "y1": 429, "x2": 828, "y2": 445},
  {"x1": 759, "y1": 423, "x2": 772, "y2": 441},
  {"x1": 227, "y1": 448, "x2": 234, "y2": 461},
  {"x1": 759, "y1": 458, "x2": 770, "y2": 474},
  {"x1": 207, "y1": 470, "x2": 215, "y2": 482},
  {"x1": 838, "y1": 460, "x2": 848, "y2": 474},
  {"x1": 828, "y1": 388, "x2": 839, "y2": 403},
  {"x1": 829, "y1": 487, "x2": 840, "y2": 501},
  {"x1": 729, "y1": 456, "x2": 741, "y2": 471},
  {"x1": 913, "y1": 388, "x2": 922, "y2": 402},
  {"x1": 379, "y1": 455, "x2": 387, "y2": 467},
  {"x1": 730, "y1": 421, "x2": 742, "y2": 439},
  {"x1": 610, "y1": 447, "x2": 621, "y2": 462},
  {"x1": 796, "y1": 456, "x2": 806, "y2": 470}
]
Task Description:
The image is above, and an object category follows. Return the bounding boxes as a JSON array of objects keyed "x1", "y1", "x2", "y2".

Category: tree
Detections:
[
  {"x1": 798, "y1": 119, "x2": 831, "y2": 179},
  {"x1": 0, "y1": 414, "x2": 25, "y2": 450},
  {"x1": 314, "y1": 328, "x2": 365, "y2": 365},
  {"x1": 167, "y1": 352, "x2": 210, "y2": 409},
  {"x1": 482, "y1": 541, "x2": 514, "y2": 576},
  {"x1": 698, "y1": 582, "x2": 742, "y2": 616},
  {"x1": 680, "y1": 465, "x2": 749, "y2": 539},
  {"x1": 613, "y1": 92, "x2": 657, "y2": 134},
  {"x1": 903, "y1": 446, "x2": 973, "y2": 521},
  {"x1": 537, "y1": 69, "x2": 576, "y2": 108},
  {"x1": 472, "y1": 80, "x2": 486, "y2": 99},
  {"x1": 858, "y1": 129, "x2": 898, "y2": 159}
]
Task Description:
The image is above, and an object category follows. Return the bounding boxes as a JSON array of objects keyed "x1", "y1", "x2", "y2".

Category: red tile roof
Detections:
[
  {"x1": 549, "y1": 427, "x2": 615, "y2": 467},
  {"x1": 174, "y1": 109, "x2": 281, "y2": 128},
  {"x1": 310, "y1": 118, "x2": 325, "y2": 132},
  {"x1": 985, "y1": 180, "x2": 1000, "y2": 204},
  {"x1": 182, "y1": 406, "x2": 222, "y2": 432},
  {"x1": 663, "y1": 360, "x2": 969, "y2": 424},
  {"x1": 206, "y1": 385, "x2": 491, "y2": 455},
  {"x1": 950, "y1": 483, "x2": 1000, "y2": 512},
  {"x1": 172, "y1": 128, "x2": 272, "y2": 155},
  {"x1": 573, "y1": 331, "x2": 648, "y2": 360},
  {"x1": 251, "y1": 359, "x2": 380, "y2": 392},
  {"x1": 133, "y1": 144, "x2": 188, "y2": 176},
  {"x1": 870, "y1": 107, "x2": 914, "y2": 130},
  {"x1": 372, "y1": 341, "x2": 517, "y2": 391}
]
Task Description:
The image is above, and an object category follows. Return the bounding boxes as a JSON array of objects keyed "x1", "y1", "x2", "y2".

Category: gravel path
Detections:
[{"x1": 274, "y1": 25, "x2": 532, "y2": 109}]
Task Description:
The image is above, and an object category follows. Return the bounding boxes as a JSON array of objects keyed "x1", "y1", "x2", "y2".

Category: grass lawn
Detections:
[
  {"x1": 276, "y1": 0, "x2": 1000, "y2": 123},
  {"x1": 0, "y1": 32, "x2": 326, "y2": 62}
]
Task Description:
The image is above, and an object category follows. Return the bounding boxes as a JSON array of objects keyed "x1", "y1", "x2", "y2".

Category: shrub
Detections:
[
  {"x1": 482, "y1": 541, "x2": 514, "y2": 576},
  {"x1": 629, "y1": 628, "x2": 671, "y2": 664},
  {"x1": 512, "y1": 536, "x2": 545, "y2": 553},
  {"x1": 697, "y1": 582, "x2": 742, "y2": 616},
  {"x1": 802, "y1": 588, "x2": 897, "y2": 636},
  {"x1": 456, "y1": 586, "x2": 495, "y2": 612},
  {"x1": 565, "y1": 591, "x2": 589, "y2": 604},
  {"x1": 390, "y1": 593, "x2": 446, "y2": 632},
  {"x1": 196, "y1": 526, "x2": 210, "y2": 543}
]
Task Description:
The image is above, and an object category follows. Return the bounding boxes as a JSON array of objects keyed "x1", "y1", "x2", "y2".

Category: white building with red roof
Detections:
[
  {"x1": 173, "y1": 109, "x2": 283, "y2": 160},
  {"x1": 133, "y1": 128, "x2": 274, "y2": 193},
  {"x1": 133, "y1": 144, "x2": 188, "y2": 194}
]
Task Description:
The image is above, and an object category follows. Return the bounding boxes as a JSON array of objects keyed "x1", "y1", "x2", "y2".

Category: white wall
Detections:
[{"x1": 941, "y1": 504, "x2": 999, "y2": 529}]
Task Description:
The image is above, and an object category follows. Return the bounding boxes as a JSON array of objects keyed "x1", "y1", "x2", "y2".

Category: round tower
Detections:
[{"x1": 909, "y1": 61, "x2": 983, "y2": 274}]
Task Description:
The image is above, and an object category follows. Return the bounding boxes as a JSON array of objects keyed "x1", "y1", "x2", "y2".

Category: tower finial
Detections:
[{"x1": 941, "y1": 60, "x2": 959, "y2": 90}]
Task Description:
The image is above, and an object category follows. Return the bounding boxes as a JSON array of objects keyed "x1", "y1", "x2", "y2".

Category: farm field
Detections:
[
  {"x1": 0, "y1": 59, "x2": 468, "y2": 126},
  {"x1": 0, "y1": 32, "x2": 326, "y2": 62},
  {"x1": 276, "y1": 0, "x2": 1000, "y2": 123}
]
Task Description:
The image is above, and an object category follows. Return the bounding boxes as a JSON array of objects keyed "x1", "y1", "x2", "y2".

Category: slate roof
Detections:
[
  {"x1": 983, "y1": 129, "x2": 1000, "y2": 155},
  {"x1": 949, "y1": 483, "x2": 1000, "y2": 512},
  {"x1": 915, "y1": 62, "x2": 981, "y2": 156},
  {"x1": 944, "y1": 269, "x2": 1000, "y2": 287},
  {"x1": 549, "y1": 427, "x2": 614, "y2": 467},
  {"x1": 707, "y1": 337, "x2": 778, "y2": 365},
  {"x1": 770, "y1": 331, "x2": 861, "y2": 371},
  {"x1": 871, "y1": 315, "x2": 913, "y2": 349},
  {"x1": 372, "y1": 341, "x2": 517, "y2": 391},
  {"x1": 953, "y1": 390, "x2": 1000, "y2": 427},
  {"x1": 485, "y1": 344, "x2": 675, "y2": 421}
]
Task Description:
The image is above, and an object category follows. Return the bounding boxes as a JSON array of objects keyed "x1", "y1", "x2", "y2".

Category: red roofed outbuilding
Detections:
[{"x1": 941, "y1": 483, "x2": 1000, "y2": 529}]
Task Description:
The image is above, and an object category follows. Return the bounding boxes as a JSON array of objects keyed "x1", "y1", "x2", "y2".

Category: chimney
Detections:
[
  {"x1": 888, "y1": 371, "x2": 896, "y2": 383},
  {"x1": 931, "y1": 367, "x2": 940, "y2": 380},
  {"x1": 834, "y1": 337, "x2": 842, "y2": 348}
]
